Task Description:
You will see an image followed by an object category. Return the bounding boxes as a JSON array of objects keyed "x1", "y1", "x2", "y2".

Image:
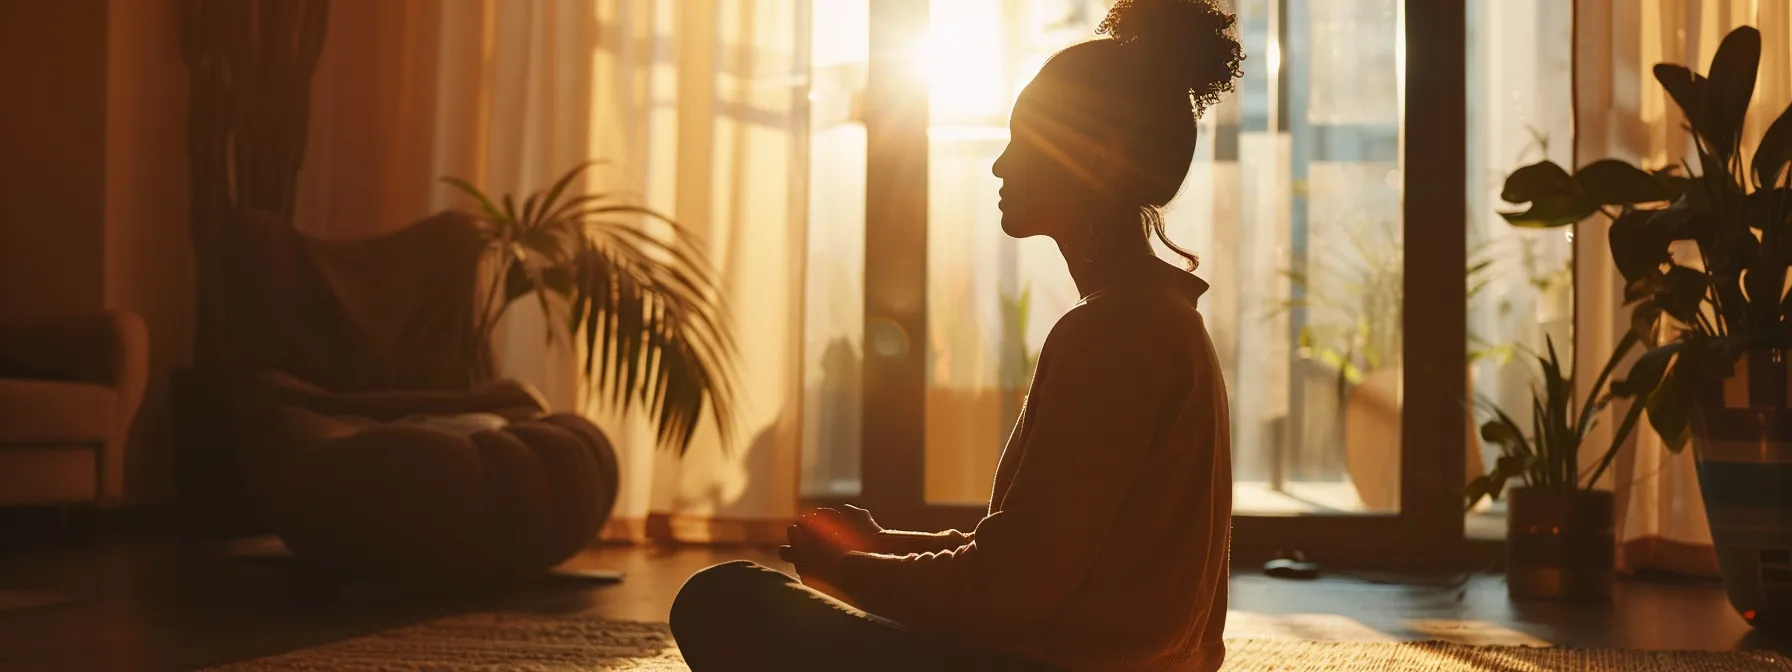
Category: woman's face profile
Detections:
[{"x1": 992, "y1": 80, "x2": 1105, "y2": 242}]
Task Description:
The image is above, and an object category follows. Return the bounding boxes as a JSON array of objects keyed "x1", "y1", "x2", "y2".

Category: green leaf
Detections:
[
  {"x1": 1754, "y1": 100, "x2": 1792, "y2": 188},
  {"x1": 1607, "y1": 208, "x2": 1680, "y2": 283},
  {"x1": 1702, "y1": 26, "x2": 1761, "y2": 163},
  {"x1": 1652, "y1": 169, "x2": 1694, "y2": 203},
  {"x1": 1464, "y1": 474, "x2": 1495, "y2": 510},
  {"x1": 1653, "y1": 64, "x2": 1709, "y2": 148},
  {"x1": 1585, "y1": 390, "x2": 1649, "y2": 488},
  {"x1": 1577, "y1": 330, "x2": 1640, "y2": 440},
  {"x1": 1575, "y1": 159, "x2": 1672, "y2": 205},
  {"x1": 1611, "y1": 342, "x2": 1683, "y2": 399},
  {"x1": 449, "y1": 162, "x2": 739, "y2": 456},
  {"x1": 1630, "y1": 301, "x2": 1663, "y2": 346},
  {"x1": 1500, "y1": 195, "x2": 1598, "y2": 228},
  {"x1": 1645, "y1": 365, "x2": 1693, "y2": 452},
  {"x1": 1501, "y1": 160, "x2": 1577, "y2": 204},
  {"x1": 537, "y1": 162, "x2": 596, "y2": 227},
  {"x1": 1657, "y1": 266, "x2": 1711, "y2": 324},
  {"x1": 440, "y1": 176, "x2": 508, "y2": 224},
  {"x1": 1480, "y1": 417, "x2": 1526, "y2": 454}
]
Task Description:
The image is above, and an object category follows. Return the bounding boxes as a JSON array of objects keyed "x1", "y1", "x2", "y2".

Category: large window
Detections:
[
  {"x1": 798, "y1": 0, "x2": 1562, "y2": 562},
  {"x1": 799, "y1": 0, "x2": 870, "y2": 498},
  {"x1": 1464, "y1": 0, "x2": 1574, "y2": 537}
]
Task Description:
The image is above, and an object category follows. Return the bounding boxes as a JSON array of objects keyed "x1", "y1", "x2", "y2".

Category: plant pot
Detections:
[
  {"x1": 1690, "y1": 349, "x2": 1792, "y2": 631},
  {"x1": 1505, "y1": 487, "x2": 1614, "y2": 601}
]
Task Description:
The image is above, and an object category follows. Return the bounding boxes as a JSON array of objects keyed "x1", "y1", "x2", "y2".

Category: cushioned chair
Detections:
[
  {"x1": 0, "y1": 311, "x2": 148, "y2": 507},
  {"x1": 228, "y1": 211, "x2": 620, "y2": 581}
]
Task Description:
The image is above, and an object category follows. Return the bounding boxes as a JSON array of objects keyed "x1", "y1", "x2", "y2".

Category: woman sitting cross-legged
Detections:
[{"x1": 670, "y1": 1, "x2": 1242, "y2": 669}]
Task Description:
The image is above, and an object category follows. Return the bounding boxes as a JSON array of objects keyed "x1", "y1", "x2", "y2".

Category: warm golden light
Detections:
[{"x1": 919, "y1": 0, "x2": 1010, "y2": 120}]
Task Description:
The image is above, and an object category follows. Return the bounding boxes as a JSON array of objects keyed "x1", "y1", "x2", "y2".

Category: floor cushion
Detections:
[{"x1": 252, "y1": 403, "x2": 620, "y2": 582}]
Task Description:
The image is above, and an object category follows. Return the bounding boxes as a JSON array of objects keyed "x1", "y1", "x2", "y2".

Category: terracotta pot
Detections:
[
  {"x1": 1690, "y1": 348, "x2": 1792, "y2": 630},
  {"x1": 1506, "y1": 487, "x2": 1614, "y2": 601}
]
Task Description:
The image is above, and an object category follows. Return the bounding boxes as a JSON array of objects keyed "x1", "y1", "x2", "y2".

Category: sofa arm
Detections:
[
  {"x1": 0, "y1": 311, "x2": 149, "y2": 396},
  {"x1": 246, "y1": 369, "x2": 551, "y2": 422},
  {"x1": 0, "y1": 311, "x2": 149, "y2": 506}
]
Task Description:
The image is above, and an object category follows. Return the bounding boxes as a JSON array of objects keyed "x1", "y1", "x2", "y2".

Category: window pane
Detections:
[
  {"x1": 800, "y1": 0, "x2": 870, "y2": 498},
  {"x1": 1465, "y1": 0, "x2": 1574, "y2": 538},
  {"x1": 920, "y1": 0, "x2": 1412, "y2": 514},
  {"x1": 1212, "y1": 0, "x2": 1404, "y2": 514},
  {"x1": 923, "y1": 0, "x2": 1099, "y2": 505}
]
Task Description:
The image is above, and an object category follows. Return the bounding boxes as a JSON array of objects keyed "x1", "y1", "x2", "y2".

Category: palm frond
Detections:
[{"x1": 443, "y1": 164, "x2": 738, "y2": 455}]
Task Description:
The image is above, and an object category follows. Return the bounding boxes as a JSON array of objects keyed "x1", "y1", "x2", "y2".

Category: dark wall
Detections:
[{"x1": 0, "y1": 0, "x2": 111, "y2": 316}]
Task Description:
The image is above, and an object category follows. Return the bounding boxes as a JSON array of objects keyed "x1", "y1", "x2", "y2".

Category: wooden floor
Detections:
[{"x1": 0, "y1": 535, "x2": 1782, "y2": 671}]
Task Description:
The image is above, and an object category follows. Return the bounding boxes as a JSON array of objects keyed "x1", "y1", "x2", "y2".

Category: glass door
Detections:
[{"x1": 806, "y1": 0, "x2": 1474, "y2": 566}]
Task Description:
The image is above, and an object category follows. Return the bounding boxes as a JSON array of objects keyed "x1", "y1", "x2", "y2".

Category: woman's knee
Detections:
[{"x1": 670, "y1": 560, "x2": 778, "y2": 632}]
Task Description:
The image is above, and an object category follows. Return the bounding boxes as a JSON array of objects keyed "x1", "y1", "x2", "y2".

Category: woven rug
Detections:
[{"x1": 208, "y1": 611, "x2": 1792, "y2": 671}]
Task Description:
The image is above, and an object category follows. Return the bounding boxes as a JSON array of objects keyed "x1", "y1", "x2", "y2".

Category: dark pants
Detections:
[{"x1": 670, "y1": 560, "x2": 1059, "y2": 671}]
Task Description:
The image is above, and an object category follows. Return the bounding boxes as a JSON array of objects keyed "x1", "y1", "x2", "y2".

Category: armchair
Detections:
[{"x1": 0, "y1": 310, "x2": 149, "y2": 507}]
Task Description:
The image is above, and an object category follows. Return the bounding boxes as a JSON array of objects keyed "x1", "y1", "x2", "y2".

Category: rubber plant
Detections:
[
  {"x1": 443, "y1": 163, "x2": 737, "y2": 455},
  {"x1": 1496, "y1": 25, "x2": 1792, "y2": 453}
]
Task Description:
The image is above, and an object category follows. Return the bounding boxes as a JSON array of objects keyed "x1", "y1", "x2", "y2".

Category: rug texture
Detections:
[{"x1": 208, "y1": 611, "x2": 1792, "y2": 671}]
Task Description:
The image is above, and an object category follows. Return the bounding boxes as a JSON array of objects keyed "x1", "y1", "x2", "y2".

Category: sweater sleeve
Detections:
[
  {"x1": 876, "y1": 529, "x2": 973, "y2": 554},
  {"x1": 830, "y1": 305, "x2": 1175, "y2": 636}
]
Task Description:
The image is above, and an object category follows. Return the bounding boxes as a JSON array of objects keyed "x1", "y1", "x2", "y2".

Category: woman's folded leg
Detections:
[{"x1": 669, "y1": 560, "x2": 1053, "y2": 671}]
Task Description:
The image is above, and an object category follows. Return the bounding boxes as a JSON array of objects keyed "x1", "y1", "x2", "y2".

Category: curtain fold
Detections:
[
  {"x1": 1575, "y1": 0, "x2": 1792, "y2": 576},
  {"x1": 294, "y1": 0, "x2": 809, "y2": 544}
]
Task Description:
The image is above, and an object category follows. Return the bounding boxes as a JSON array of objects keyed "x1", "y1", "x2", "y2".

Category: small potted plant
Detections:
[
  {"x1": 1497, "y1": 25, "x2": 1792, "y2": 624},
  {"x1": 1466, "y1": 335, "x2": 1641, "y2": 600}
]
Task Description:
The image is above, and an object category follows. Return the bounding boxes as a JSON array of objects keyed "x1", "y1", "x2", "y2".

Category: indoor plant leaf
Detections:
[
  {"x1": 444, "y1": 164, "x2": 739, "y2": 455},
  {"x1": 1500, "y1": 160, "x2": 1578, "y2": 204},
  {"x1": 1653, "y1": 64, "x2": 1710, "y2": 150},
  {"x1": 1700, "y1": 25, "x2": 1761, "y2": 163},
  {"x1": 1610, "y1": 342, "x2": 1684, "y2": 400},
  {"x1": 1657, "y1": 266, "x2": 1712, "y2": 324},
  {"x1": 1480, "y1": 416, "x2": 1528, "y2": 456},
  {"x1": 1607, "y1": 208, "x2": 1680, "y2": 283},
  {"x1": 1575, "y1": 159, "x2": 1672, "y2": 206},
  {"x1": 1753, "y1": 100, "x2": 1792, "y2": 189},
  {"x1": 1644, "y1": 365, "x2": 1693, "y2": 452},
  {"x1": 1630, "y1": 300, "x2": 1663, "y2": 346},
  {"x1": 1499, "y1": 195, "x2": 1597, "y2": 229}
]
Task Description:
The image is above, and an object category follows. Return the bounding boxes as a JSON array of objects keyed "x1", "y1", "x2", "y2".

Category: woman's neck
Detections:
[{"x1": 1057, "y1": 225, "x2": 1156, "y2": 298}]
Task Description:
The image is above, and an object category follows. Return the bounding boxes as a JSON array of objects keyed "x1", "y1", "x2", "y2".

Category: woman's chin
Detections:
[{"x1": 1000, "y1": 214, "x2": 1039, "y2": 239}]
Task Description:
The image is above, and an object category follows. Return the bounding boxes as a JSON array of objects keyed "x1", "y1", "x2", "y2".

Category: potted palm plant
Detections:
[
  {"x1": 443, "y1": 163, "x2": 737, "y2": 454},
  {"x1": 1466, "y1": 335, "x2": 1641, "y2": 600},
  {"x1": 1497, "y1": 25, "x2": 1792, "y2": 625}
]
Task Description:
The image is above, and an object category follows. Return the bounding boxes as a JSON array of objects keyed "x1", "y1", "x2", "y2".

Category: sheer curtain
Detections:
[
  {"x1": 294, "y1": 0, "x2": 810, "y2": 543},
  {"x1": 1575, "y1": 0, "x2": 1792, "y2": 575}
]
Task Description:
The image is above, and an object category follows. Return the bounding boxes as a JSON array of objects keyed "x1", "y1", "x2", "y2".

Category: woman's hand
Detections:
[
  {"x1": 795, "y1": 505, "x2": 884, "y2": 552},
  {"x1": 779, "y1": 522, "x2": 853, "y2": 600}
]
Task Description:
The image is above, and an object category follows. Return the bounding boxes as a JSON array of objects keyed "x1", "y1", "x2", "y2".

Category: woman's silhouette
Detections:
[{"x1": 671, "y1": 1, "x2": 1242, "y2": 669}]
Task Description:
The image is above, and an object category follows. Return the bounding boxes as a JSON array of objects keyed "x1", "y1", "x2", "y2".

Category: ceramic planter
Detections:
[
  {"x1": 1690, "y1": 349, "x2": 1792, "y2": 630},
  {"x1": 1506, "y1": 487, "x2": 1614, "y2": 601}
]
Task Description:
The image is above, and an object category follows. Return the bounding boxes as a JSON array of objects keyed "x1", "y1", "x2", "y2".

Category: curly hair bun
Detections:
[{"x1": 1097, "y1": 0, "x2": 1245, "y2": 117}]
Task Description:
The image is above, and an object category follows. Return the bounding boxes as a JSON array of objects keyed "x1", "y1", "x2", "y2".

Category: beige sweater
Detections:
[{"x1": 834, "y1": 269, "x2": 1233, "y2": 672}]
